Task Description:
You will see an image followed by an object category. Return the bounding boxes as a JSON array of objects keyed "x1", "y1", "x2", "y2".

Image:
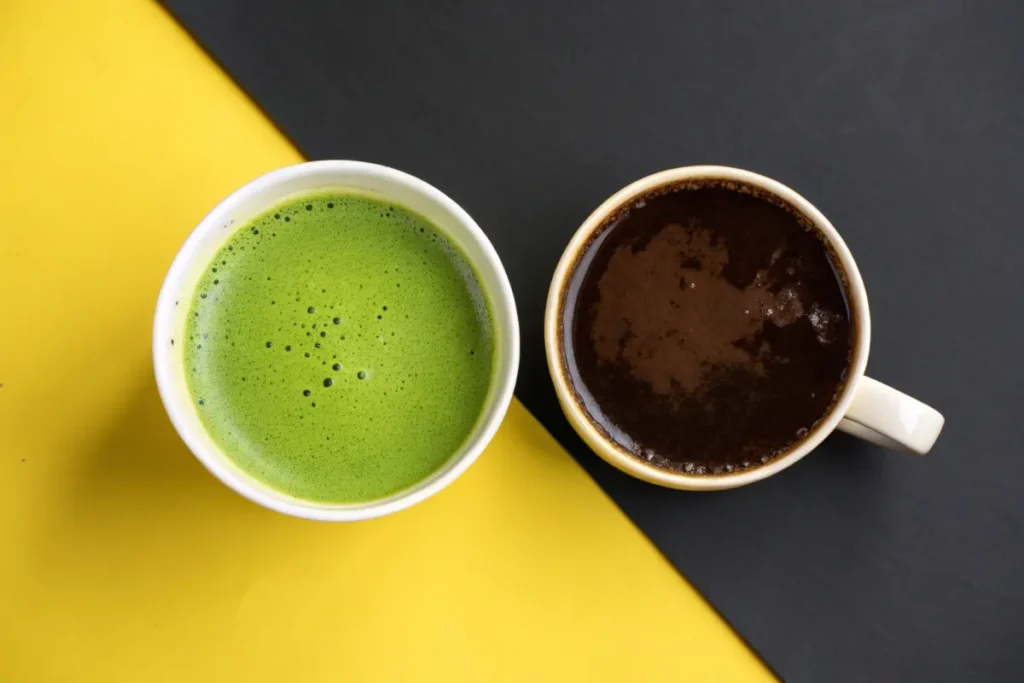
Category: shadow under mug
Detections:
[
  {"x1": 154, "y1": 161, "x2": 519, "y2": 520},
  {"x1": 544, "y1": 165, "x2": 944, "y2": 491}
]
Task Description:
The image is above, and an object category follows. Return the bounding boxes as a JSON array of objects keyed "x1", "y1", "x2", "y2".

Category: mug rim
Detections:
[
  {"x1": 544, "y1": 165, "x2": 871, "y2": 490},
  {"x1": 154, "y1": 160, "x2": 520, "y2": 519}
]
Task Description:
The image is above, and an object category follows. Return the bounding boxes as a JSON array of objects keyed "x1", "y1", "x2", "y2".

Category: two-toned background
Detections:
[{"x1": 3, "y1": 1, "x2": 1022, "y2": 681}]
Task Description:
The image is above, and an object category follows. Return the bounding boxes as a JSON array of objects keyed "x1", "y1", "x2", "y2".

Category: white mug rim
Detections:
[
  {"x1": 154, "y1": 160, "x2": 519, "y2": 519},
  {"x1": 544, "y1": 165, "x2": 871, "y2": 490}
]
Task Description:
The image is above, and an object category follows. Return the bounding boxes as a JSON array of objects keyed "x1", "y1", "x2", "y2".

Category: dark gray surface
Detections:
[{"x1": 162, "y1": 1, "x2": 1024, "y2": 679}]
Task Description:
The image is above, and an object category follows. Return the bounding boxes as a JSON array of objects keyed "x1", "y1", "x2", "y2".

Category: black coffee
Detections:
[{"x1": 561, "y1": 180, "x2": 855, "y2": 475}]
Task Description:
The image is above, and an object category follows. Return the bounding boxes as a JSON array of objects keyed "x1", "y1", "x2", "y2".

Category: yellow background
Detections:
[{"x1": 0, "y1": 1, "x2": 771, "y2": 680}]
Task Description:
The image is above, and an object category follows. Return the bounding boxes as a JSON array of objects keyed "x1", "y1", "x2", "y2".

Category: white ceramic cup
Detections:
[
  {"x1": 154, "y1": 161, "x2": 519, "y2": 520},
  {"x1": 545, "y1": 165, "x2": 944, "y2": 491}
]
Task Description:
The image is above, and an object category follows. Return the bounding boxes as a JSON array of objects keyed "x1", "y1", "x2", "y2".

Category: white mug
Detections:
[
  {"x1": 154, "y1": 161, "x2": 519, "y2": 520},
  {"x1": 545, "y1": 165, "x2": 944, "y2": 491}
]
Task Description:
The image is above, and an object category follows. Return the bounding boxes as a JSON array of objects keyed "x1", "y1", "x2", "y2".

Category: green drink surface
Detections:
[{"x1": 183, "y1": 192, "x2": 495, "y2": 502}]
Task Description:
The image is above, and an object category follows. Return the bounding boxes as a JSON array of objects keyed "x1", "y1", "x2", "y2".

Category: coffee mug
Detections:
[
  {"x1": 545, "y1": 165, "x2": 944, "y2": 491},
  {"x1": 154, "y1": 161, "x2": 519, "y2": 520}
]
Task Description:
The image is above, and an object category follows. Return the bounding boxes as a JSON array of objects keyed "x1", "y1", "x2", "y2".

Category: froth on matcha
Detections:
[{"x1": 183, "y1": 192, "x2": 496, "y2": 502}]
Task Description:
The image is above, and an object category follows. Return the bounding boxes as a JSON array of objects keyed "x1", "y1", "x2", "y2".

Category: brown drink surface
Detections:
[{"x1": 562, "y1": 181, "x2": 855, "y2": 474}]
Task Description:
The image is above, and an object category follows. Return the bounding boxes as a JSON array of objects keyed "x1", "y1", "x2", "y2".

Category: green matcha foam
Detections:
[{"x1": 184, "y1": 192, "x2": 495, "y2": 502}]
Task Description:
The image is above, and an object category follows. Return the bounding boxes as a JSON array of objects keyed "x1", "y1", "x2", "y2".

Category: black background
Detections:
[{"x1": 163, "y1": 1, "x2": 1024, "y2": 680}]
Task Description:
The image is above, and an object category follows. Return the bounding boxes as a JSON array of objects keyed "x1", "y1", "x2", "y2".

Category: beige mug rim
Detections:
[{"x1": 543, "y1": 165, "x2": 872, "y2": 490}]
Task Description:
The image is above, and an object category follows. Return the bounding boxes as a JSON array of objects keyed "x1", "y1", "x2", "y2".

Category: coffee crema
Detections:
[{"x1": 561, "y1": 180, "x2": 855, "y2": 475}]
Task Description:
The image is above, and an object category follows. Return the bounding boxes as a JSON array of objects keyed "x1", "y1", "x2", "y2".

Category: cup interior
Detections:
[
  {"x1": 544, "y1": 166, "x2": 870, "y2": 490},
  {"x1": 154, "y1": 161, "x2": 519, "y2": 519}
]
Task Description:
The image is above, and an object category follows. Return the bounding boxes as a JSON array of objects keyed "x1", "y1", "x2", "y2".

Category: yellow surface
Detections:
[{"x1": 0, "y1": 1, "x2": 772, "y2": 680}]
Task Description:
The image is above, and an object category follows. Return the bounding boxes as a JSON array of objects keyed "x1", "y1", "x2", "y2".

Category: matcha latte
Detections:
[{"x1": 182, "y1": 192, "x2": 495, "y2": 502}]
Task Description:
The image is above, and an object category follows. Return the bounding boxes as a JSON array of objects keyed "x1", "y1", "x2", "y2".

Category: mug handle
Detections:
[{"x1": 836, "y1": 376, "x2": 944, "y2": 454}]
